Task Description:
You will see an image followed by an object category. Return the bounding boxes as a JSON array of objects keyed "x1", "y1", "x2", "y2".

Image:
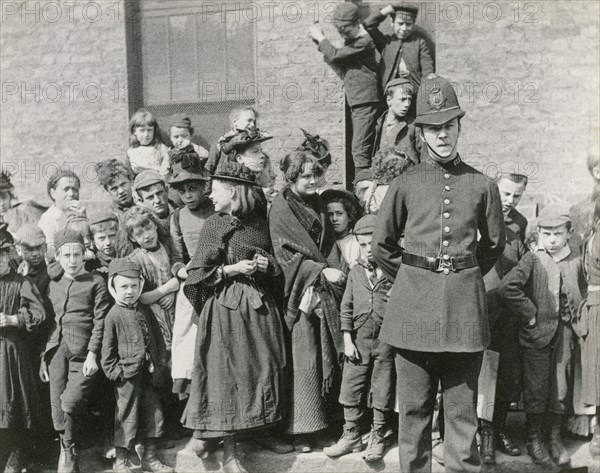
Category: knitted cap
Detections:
[
  {"x1": 14, "y1": 223, "x2": 46, "y2": 246},
  {"x1": 108, "y1": 258, "x2": 142, "y2": 279},
  {"x1": 354, "y1": 214, "x2": 377, "y2": 235},
  {"x1": 54, "y1": 229, "x2": 85, "y2": 250}
]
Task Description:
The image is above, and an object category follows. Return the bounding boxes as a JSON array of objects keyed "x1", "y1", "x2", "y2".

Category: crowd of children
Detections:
[{"x1": 0, "y1": 3, "x2": 599, "y2": 473}]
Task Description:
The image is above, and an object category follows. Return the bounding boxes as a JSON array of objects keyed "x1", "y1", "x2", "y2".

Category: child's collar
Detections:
[{"x1": 544, "y1": 244, "x2": 571, "y2": 263}]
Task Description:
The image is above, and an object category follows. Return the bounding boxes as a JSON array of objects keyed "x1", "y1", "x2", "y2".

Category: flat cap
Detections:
[
  {"x1": 108, "y1": 258, "x2": 142, "y2": 279},
  {"x1": 385, "y1": 77, "x2": 413, "y2": 94},
  {"x1": 88, "y1": 210, "x2": 119, "y2": 227},
  {"x1": 169, "y1": 113, "x2": 192, "y2": 129},
  {"x1": 14, "y1": 223, "x2": 46, "y2": 246},
  {"x1": 537, "y1": 206, "x2": 571, "y2": 228},
  {"x1": 54, "y1": 229, "x2": 85, "y2": 250},
  {"x1": 392, "y1": 2, "x2": 419, "y2": 16},
  {"x1": 134, "y1": 170, "x2": 164, "y2": 191},
  {"x1": 354, "y1": 214, "x2": 377, "y2": 235},
  {"x1": 333, "y1": 2, "x2": 360, "y2": 24}
]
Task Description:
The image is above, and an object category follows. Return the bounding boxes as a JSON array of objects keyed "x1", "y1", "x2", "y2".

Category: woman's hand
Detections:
[
  {"x1": 163, "y1": 277, "x2": 180, "y2": 294},
  {"x1": 157, "y1": 293, "x2": 176, "y2": 310},
  {"x1": 254, "y1": 255, "x2": 269, "y2": 273},
  {"x1": 225, "y1": 260, "x2": 257, "y2": 277},
  {"x1": 323, "y1": 268, "x2": 345, "y2": 284}
]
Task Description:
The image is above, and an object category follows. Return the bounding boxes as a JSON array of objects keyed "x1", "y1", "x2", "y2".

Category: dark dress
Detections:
[
  {"x1": 182, "y1": 213, "x2": 286, "y2": 437},
  {"x1": 269, "y1": 187, "x2": 345, "y2": 434},
  {"x1": 0, "y1": 272, "x2": 45, "y2": 430}
]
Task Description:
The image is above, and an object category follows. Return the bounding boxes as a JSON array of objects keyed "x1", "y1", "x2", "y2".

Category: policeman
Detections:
[{"x1": 372, "y1": 75, "x2": 505, "y2": 473}]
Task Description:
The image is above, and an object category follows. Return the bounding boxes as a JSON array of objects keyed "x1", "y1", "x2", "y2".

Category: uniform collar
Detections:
[{"x1": 425, "y1": 154, "x2": 462, "y2": 169}]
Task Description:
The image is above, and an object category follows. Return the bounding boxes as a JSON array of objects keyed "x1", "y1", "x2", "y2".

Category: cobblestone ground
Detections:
[{"x1": 33, "y1": 412, "x2": 599, "y2": 473}]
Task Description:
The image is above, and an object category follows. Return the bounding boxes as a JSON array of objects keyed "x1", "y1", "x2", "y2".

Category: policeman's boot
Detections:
[
  {"x1": 223, "y1": 436, "x2": 248, "y2": 473},
  {"x1": 362, "y1": 424, "x2": 386, "y2": 463},
  {"x1": 590, "y1": 423, "x2": 600, "y2": 457},
  {"x1": 113, "y1": 447, "x2": 132, "y2": 473},
  {"x1": 141, "y1": 438, "x2": 173, "y2": 473},
  {"x1": 323, "y1": 424, "x2": 363, "y2": 458},
  {"x1": 548, "y1": 413, "x2": 570, "y2": 466},
  {"x1": 479, "y1": 419, "x2": 496, "y2": 464},
  {"x1": 525, "y1": 414, "x2": 551, "y2": 464}
]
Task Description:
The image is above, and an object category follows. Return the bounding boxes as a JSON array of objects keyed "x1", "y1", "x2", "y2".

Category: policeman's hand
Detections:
[
  {"x1": 426, "y1": 73, "x2": 438, "y2": 80},
  {"x1": 39, "y1": 360, "x2": 50, "y2": 383},
  {"x1": 323, "y1": 268, "x2": 345, "y2": 284},
  {"x1": 344, "y1": 342, "x2": 361, "y2": 363},
  {"x1": 83, "y1": 352, "x2": 98, "y2": 377},
  {"x1": 381, "y1": 4, "x2": 396, "y2": 16},
  {"x1": 0, "y1": 313, "x2": 18, "y2": 328}
]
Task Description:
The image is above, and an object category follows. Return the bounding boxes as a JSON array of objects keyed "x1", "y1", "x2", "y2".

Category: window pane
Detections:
[
  {"x1": 169, "y1": 15, "x2": 198, "y2": 101},
  {"x1": 142, "y1": 17, "x2": 170, "y2": 103}
]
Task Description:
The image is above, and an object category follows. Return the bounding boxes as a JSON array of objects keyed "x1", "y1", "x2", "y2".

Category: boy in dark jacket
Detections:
[
  {"x1": 102, "y1": 258, "x2": 172, "y2": 473},
  {"x1": 309, "y1": 2, "x2": 381, "y2": 175},
  {"x1": 39, "y1": 229, "x2": 111, "y2": 473},
  {"x1": 363, "y1": 3, "x2": 434, "y2": 93},
  {"x1": 500, "y1": 207, "x2": 587, "y2": 466},
  {"x1": 323, "y1": 215, "x2": 394, "y2": 463}
]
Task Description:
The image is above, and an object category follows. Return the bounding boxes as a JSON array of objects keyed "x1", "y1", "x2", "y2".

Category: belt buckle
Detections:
[{"x1": 435, "y1": 256, "x2": 454, "y2": 272}]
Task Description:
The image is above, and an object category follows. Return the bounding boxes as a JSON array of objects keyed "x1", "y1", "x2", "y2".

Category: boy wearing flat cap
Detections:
[
  {"x1": 364, "y1": 3, "x2": 434, "y2": 94},
  {"x1": 102, "y1": 258, "x2": 172, "y2": 473},
  {"x1": 324, "y1": 214, "x2": 395, "y2": 463},
  {"x1": 500, "y1": 207, "x2": 587, "y2": 467},
  {"x1": 309, "y1": 2, "x2": 381, "y2": 173},
  {"x1": 372, "y1": 75, "x2": 505, "y2": 473}
]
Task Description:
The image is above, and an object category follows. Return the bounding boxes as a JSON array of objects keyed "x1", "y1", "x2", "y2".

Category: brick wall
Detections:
[
  {"x1": 0, "y1": 0, "x2": 130, "y2": 209},
  {"x1": 433, "y1": 0, "x2": 599, "y2": 218},
  {"x1": 1, "y1": 0, "x2": 598, "y2": 216}
]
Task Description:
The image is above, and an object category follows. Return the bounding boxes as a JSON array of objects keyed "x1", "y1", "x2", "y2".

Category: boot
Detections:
[
  {"x1": 141, "y1": 438, "x2": 173, "y2": 473},
  {"x1": 3, "y1": 447, "x2": 22, "y2": 473},
  {"x1": 479, "y1": 419, "x2": 495, "y2": 464},
  {"x1": 526, "y1": 414, "x2": 551, "y2": 464},
  {"x1": 57, "y1": 443, "x2": 79, "y2": 473},
  {"x1": 548, "y1": 413, "x2": 570, "y2": 466},
  {"x1": 362, "y1": 424, "x2": 386, "y2": 463},
  {"x1": 323, "y1": 425, "x2": 363, "y2": 458},
  {"x1": 186, "y1": 438, "x2": 213, "y2": 459},
  {"x1": 223, "y1": 436, "x2": 248, "y2": 473},
  {"x1": 495, "y1": 430, "x2": 521, "y2": 456},
  {"x1": 254, "y1": 435, "x2": 294, "y2": 454},
  {"x1": 113, "y1": 447, "x2": 132, "y2": 473}
]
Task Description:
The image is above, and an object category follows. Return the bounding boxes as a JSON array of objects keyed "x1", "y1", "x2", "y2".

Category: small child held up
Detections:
[
  {"x1": 39, "y1": 229, "x2": 111, "y2": 473},
  {"x1": 500, "y1": 207, "x2": 587, "y2": 466},
  {"x1": 102, "y1": 258, "x2": 172, "y2": 473},
  {"x1": 0, "y1": 224, "x2": 46, "y2": 473},
  {"x1": 116, "y1": 206, "x2": 180, "y2": 352},
  {"x1": 126, "y1": 109, "x2": 171, "y2": 177},
  {"x1": 322, "y1": 189, "x2": 364, "y2": 270},
  {"x1": 363, "y1": 146, "x2": 412, "y2": 214},
  {"x1": 323, "y1": 215, "x2": 394, "y2": 463},
  {"x1": 168, "y1": 114, "x2": 209, "y2": 162},
  {"x1": 309, "y1": 2, "x2": 381, "y2": 173}
]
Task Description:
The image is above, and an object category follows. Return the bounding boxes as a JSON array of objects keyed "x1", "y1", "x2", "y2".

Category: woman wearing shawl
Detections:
[
  {"x1": 269, "y1": 150, "x2": 346, "y2": 451},
  {"x1": 182, "y1": 162, "x2": 286, "y2": 473}
]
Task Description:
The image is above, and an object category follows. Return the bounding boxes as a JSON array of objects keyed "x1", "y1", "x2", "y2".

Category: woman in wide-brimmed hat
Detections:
[{"x1": 182, "y1": 162, "x2": 287, "y2": 473}]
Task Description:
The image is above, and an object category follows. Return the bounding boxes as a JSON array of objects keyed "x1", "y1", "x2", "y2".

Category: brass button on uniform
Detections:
[
  {"x1": 444, "y1": 212, "x2": 450, "y2": 219},
  {"x1": 445, "y1": 185, "x2": 451, "y2": 191},
  {"x1": 443, "y1": 268, "x2": 450, "y2": 275},
  {"x1": 444, "y1": 173, "x2": 450, "y2": 179},
  {"x1": 444, "y1": 226, "x2": 451, "y2": 233},
  {"x1": 443, "y1": 240, "x2": 449, "y2": 247},
  {"x1": 444, "y1": 199, "x2": 451, "y2": 205},
  {"x1": 443, "y1": 254, "x2": 450, "y2": 260}
]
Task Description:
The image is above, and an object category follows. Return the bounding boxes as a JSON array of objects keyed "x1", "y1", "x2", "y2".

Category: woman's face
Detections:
[
  {"x1": 291, "y1": 163, "x2": 319, "y2": 197},
  {"x1": 50, "y1": 177, "x2": 80, "y2": 211},
  {"x1": 327, "y1": 202, "x2": 350, "y2": 237},
  {"x1": 236, "y1": 143, "x2": 265, "y2": 173},
  {"x1": 210, "y1": 179, "x2": 234, "y2": 214}
]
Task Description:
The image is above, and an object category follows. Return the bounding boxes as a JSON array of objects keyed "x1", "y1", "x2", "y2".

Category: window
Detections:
[{"x1": 126, "y1": 0, "x2": 256, "y2": 149}]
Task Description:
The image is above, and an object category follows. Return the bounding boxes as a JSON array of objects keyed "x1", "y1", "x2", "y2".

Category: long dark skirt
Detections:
[
  {"x1": 182, "y1": 281, "x2": 286, "y2": 438},
  {"x1": 580, "y1": 291, "x2": 600, "y2": 406},
  {"x1": 0, "y1": 329, "x2": 39, "y2": 430}
]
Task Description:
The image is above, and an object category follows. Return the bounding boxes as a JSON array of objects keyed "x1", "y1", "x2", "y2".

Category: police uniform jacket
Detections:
[
  {"x1": 372, "y1": 155, "x2": 505, "y2": 352},
  {"x1": 363, "y1": 12, "x2": 434, "y2": 90},
  {"x1": 317, "y1": 33, "x2": 381, "y2": 107}
]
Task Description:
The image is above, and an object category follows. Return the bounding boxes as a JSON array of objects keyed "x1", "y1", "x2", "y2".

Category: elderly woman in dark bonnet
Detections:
[{"x1": 269, "y1": 150, "x2": 346, "y2": 452}]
